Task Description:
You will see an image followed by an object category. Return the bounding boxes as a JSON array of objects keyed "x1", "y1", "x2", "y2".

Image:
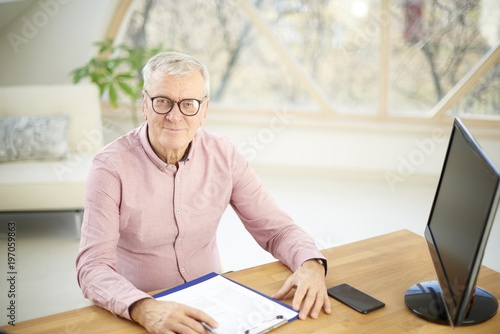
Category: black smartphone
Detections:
[{"x1": 327, "y1": 283, "x2": 385, "y2": 314}]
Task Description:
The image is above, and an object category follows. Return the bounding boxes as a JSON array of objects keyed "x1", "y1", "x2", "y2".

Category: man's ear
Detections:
[{"x1": 141, "y1": 91, "x2": 148, "y2": 120}]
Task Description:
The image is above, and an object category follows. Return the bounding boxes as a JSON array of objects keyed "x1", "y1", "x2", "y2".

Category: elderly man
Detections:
[{"x1": 76, "y1": 51, "x2": 331, "y2": 334}]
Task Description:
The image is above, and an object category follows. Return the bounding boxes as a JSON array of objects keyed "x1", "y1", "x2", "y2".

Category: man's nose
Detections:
[{"x1": 165, "y1": 102, "x2": 183, "y2": 120}]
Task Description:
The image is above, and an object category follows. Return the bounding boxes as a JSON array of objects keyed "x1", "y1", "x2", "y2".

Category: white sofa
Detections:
[{"x1": 0, "y1": 84, "x2": 103, "y2": 237}]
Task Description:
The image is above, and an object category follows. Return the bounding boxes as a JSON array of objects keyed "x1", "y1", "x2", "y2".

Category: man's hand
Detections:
[
  {"x1": 130, "y1": 298, "x2": 218, "y2": 334},
  {"x1": 272, "y1": 259, "x2": 332, "y2": 320}
]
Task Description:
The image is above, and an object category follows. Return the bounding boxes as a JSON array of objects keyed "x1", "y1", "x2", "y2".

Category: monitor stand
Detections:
[{"x1": 404, "y1": 281, "x2": 498, "y2": 325}]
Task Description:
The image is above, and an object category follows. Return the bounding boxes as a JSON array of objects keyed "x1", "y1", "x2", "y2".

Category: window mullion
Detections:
[
  {"x1": 431, "y1": 41, "x2": 500, "y2": 120},
  {"x1": 378, "y1": 0, "x2": 391, "y2": 118}
]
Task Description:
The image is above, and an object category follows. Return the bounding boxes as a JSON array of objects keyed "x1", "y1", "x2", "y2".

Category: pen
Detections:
[{"x1": 200, "y1": 321, "x2": 219, "y2": 334}]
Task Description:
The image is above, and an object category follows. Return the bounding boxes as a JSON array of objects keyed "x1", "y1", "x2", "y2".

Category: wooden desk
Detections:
[{"x1": 2, "y1": 230, "x2": 499, "y2": 333}]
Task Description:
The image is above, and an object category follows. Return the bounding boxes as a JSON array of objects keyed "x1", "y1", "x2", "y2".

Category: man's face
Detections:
[{"x1": 142, "y1": 70, "x2": 208, "y2": 162}]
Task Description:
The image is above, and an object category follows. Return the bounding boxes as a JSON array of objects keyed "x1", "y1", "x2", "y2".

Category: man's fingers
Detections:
[
  {"x1": 308, "y1": 292, "x2": 326, "y2": 319},
  {"x1": 296, "y1": 287, "x2": 318, "y2": 319},
  {"x1": 272, "y1": 277, "x2": 296, "y2": 300},
  {"x1": 185, "y1": 305, "x2": 219, "y2": 329},
  {"x1": 292, "y1": 283, "x2": 309, "y2": 312},
  {"x1": 323, "y1": 294, "x2": 332, "y2": 314}
]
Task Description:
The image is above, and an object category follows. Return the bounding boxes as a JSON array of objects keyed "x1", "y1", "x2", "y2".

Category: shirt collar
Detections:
[{"x1": 139, "y1": 123, "x2": 195, "y2": 170}]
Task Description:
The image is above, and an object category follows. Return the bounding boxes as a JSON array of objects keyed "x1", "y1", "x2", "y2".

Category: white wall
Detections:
[
  {"x1": 204, "y1": 116, "x2": 500, "y2": 188},
  {"x1": 0, "y1": 0, "x2": 120, "y2": 86}
]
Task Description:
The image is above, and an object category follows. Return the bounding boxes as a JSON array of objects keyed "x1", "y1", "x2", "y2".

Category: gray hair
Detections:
[{"x1": 142, "y1": 51, "x2": 210, "y2": 96}]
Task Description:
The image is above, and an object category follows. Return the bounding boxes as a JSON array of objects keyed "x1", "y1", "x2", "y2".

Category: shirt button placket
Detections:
[
  {"x1": 175, "y1": 176, "x2": 181, "y2": 214},
  {"x1": 173, "y1": 170, "x2": 185, "y2": 276}
]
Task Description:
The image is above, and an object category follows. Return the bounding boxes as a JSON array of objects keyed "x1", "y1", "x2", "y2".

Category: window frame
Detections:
[{"x1": 107, "y1": 0, "x2": 500, "y2": 134}]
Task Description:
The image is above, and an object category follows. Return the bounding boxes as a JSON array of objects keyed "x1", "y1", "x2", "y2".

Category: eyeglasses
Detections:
[{"x1": 144, "y1": 90, "x2": 207, "y2": 116}]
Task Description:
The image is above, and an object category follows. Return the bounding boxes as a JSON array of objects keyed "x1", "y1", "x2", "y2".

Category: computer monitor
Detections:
[{"x1": 404, "y1": 118, "x2": 500, "y2": 326}]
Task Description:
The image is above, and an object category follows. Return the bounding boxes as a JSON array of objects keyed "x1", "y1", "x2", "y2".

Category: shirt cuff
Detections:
[{"x1": 124, "y1": 293, "x2": 154, "y2": 320}]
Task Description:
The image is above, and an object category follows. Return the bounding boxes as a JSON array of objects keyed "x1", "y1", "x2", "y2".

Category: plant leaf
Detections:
[
  {"x1": 118, "y1": 81, "x2": 137, "y2": 99},
  {"x1": 108, "y1": 84, "x2": 118, "y2": 107}
]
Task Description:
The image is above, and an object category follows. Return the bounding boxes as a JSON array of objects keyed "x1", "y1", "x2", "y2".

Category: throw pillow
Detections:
[{"x1": 0, "y1": 115, "x2": 70, "y2": 162}]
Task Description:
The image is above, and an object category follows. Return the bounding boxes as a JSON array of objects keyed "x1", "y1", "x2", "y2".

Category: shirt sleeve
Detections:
[
  {"x1": 75, "y1": 157, "x2": 152, "y2": 320},
  {"x1": 228, "y1": 148, "x2": 326, "y2": 272}
]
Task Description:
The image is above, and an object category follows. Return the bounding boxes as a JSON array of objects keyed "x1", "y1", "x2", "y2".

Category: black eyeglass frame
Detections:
[{"x1": 143, "y1": 90, "x2": 207, "y2": 116}]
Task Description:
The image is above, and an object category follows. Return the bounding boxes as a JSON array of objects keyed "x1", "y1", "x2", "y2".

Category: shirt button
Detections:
[
  {"x1": 176, "y1": 209, "x2": 181, "y2": 214},
  {"x1": 180, "y1": 268, "x2": 185, "y2": 273},
  {"x1": 176, "y1": 177, "x2": 180, "y2": 182},
  {"x1": 177, "y1": 238, "x2": 182, "y2": 243}
]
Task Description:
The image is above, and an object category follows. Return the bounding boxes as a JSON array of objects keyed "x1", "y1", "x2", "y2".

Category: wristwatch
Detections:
[{"x1": 315, "y1": 258, "x2": 327, "y2": 275}]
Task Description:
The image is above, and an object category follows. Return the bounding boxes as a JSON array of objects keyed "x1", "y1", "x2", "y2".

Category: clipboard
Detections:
[{"x1": 153, "y1": 272, "x2": 298, "y2": 334}]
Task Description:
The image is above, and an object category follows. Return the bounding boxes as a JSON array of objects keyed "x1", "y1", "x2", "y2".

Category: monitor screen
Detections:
[{"x1": 405, "y1": 118, "x2": 500, "y2": 326}]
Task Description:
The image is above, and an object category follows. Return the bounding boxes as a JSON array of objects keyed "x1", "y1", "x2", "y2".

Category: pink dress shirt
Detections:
[{"x1": 76, "y1": 123, "x2": 325, "y2": 319}]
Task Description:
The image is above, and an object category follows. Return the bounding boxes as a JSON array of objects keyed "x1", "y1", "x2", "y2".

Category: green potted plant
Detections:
[{"x1": 71, "y1": 38, "x2": 163, "y2": 126}]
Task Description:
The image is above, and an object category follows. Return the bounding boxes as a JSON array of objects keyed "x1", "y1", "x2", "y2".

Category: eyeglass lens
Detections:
[{"x1": 153, "y1": 97, "x2": 200, "y2": 115}]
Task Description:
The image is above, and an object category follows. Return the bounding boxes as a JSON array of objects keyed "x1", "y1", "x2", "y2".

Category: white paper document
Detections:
[{"x1": 154, "y1": 273, "x2": 298, "y2": 334}]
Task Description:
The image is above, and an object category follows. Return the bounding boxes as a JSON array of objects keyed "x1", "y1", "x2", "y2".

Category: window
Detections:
[
  {"x1": 389, "y1": 0, "x2": 500, "y2": 117},
  {"x1": 117, "y1": 0, "x2": 500, "y2": 122}
]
